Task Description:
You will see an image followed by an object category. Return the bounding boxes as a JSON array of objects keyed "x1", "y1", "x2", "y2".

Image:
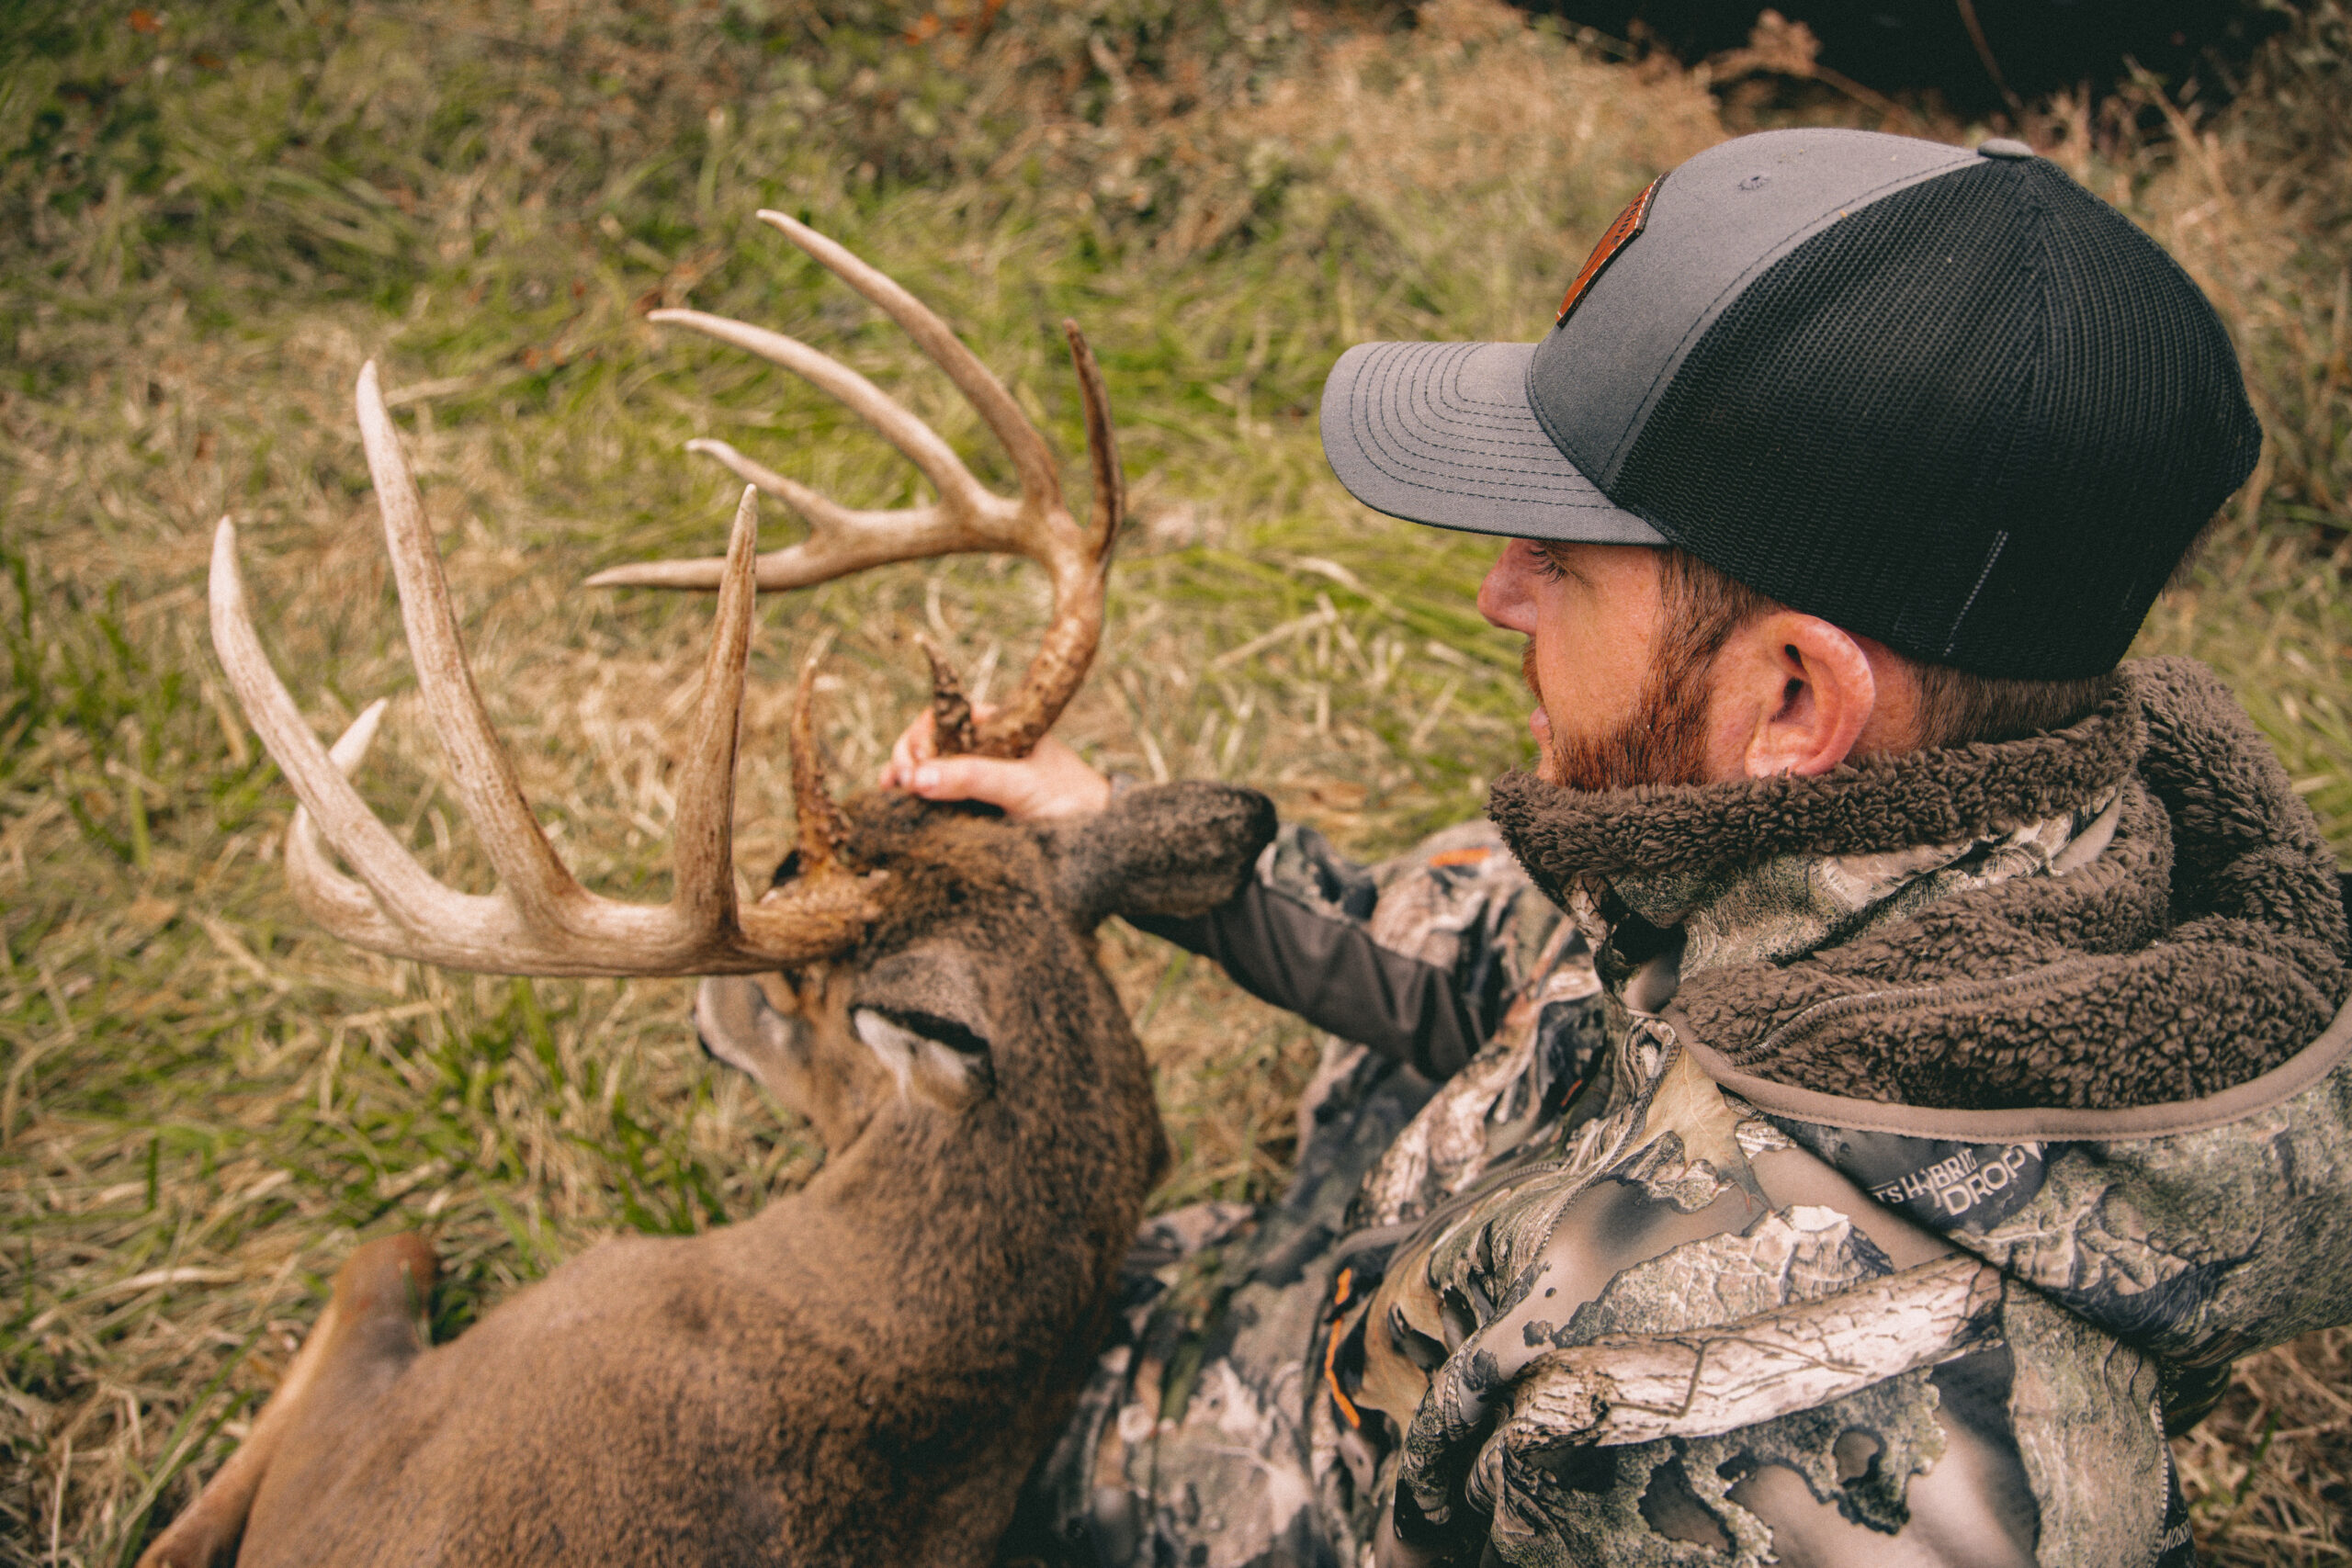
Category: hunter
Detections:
[{"x1": 884, "y1": 128, "x2": 2352, "y2": 1566}]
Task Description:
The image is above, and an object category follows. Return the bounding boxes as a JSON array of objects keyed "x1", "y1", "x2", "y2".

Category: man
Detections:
[{"x1": 888, "y1": 129, "x2": 2352, "y2": 1565}]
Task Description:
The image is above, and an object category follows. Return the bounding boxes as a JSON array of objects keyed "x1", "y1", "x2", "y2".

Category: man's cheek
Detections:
[{"x1": 1531, "y1": 704, "x2": 1564, "y2": 783}]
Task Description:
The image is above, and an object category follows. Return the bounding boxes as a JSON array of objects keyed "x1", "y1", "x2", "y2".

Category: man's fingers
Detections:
[
  {"x1": 883, "y1": 705, "x2": 1109, "y2": 819},
  {"x1": 881, "y1": 700, "x2": 1019, "y2": 790},
  {"x1": 882, "y1": 710, "x2": 939, "y2": 789},
  {"x1": 907, "y1": 755, "x2": 1028, "y2": 812}
]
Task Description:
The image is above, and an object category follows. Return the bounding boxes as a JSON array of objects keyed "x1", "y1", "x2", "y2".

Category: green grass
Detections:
[{"x1": 1, "y1": 1, "x2": 2346, "y2": 1562}]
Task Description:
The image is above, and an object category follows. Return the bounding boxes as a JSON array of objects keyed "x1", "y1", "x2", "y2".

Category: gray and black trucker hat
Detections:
[{"x1": 1319, "y1": 128, "x2": 2261, "y2": 680}]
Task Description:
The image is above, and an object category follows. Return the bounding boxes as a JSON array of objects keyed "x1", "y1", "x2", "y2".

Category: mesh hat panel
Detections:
[{"x1": 1612, "y1": 157, "x2": 2261, "y2": 678}]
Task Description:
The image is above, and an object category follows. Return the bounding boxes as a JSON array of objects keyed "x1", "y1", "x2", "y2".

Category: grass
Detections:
[{"x1": 1, "y1": 0, "x2": 2346, "y2": 1561}]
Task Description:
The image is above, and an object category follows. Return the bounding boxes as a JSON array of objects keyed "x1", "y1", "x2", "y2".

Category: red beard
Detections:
[{"x1": 1525, "y1": 638, "x2": 1714, "y2": 793}]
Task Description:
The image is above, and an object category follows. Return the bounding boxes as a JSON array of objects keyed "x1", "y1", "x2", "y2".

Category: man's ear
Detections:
[
  {"x1": 1038, "y1": 783, "x2": 1277, "y2": 930},
  {"x1": 1710, "y1": 613, "x2": 1880, "y2": 778}
]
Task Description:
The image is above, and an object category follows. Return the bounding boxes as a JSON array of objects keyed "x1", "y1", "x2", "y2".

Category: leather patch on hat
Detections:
[{"x1": 1555, "y1": 174, "x2": 1664, "y2": 325}]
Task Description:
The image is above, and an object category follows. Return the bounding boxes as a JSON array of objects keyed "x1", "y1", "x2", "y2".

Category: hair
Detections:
[{"x1": 1645, "y1": 547, "x2": 2119, "y2": 750}]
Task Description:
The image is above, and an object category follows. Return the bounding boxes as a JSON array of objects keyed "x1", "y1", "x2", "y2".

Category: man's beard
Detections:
[{"x1": 1523, "y1": 640, "x2": 1713, "y2": 792}]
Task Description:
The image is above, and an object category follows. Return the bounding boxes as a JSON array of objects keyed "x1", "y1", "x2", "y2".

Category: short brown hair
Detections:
[{"x1": 1652, "y1": 548, "x2": 2116, "y2": 750}]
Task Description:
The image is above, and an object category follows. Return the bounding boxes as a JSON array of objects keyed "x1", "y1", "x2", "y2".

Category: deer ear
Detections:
[
  {"x1": 850, "y1": 942, "x2": 997, "y2": 1111},
  {"x1": 1043, "y1": 783, "x2": 1277, "y2": 931},
  {"x1": 852, "y1": 1008, "x2": 995, "y2": 1111}
]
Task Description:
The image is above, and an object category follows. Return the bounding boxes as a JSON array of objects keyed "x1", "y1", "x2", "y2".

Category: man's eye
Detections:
[{"x1": 1527, "y1": 544, "x2": 1567, "y2": 581}]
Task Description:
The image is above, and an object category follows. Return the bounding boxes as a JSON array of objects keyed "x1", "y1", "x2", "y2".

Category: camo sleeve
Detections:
[{"x1": 1130, "y1": 818, "x2": 1554, "y2": 1080}]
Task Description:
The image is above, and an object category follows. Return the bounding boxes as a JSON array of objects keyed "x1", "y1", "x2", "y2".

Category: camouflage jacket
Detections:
[{"x1": 1035, "y1": 658, "x2": 2351, "y2": 1568}]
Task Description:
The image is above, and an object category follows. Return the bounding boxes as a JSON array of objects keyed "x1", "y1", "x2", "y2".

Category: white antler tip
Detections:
[
  {"x1": 585, "y1": 557, "x2": 731, "y2": 591},
  {"x1": 209, "y1": 517, "x2": 244, "y2": 597},
  {"x1": 355, "y1": 360, "x2": 395, "y2": 429},
  {"x1": 755, "y1": 211, "x2": 842, "y2": 269},
  {"x1": 329, "y1": 699, "x2": 390, "y2": 773},
  {"x1": 729, "y1": 485, "x2": 761, "y2": 546}
]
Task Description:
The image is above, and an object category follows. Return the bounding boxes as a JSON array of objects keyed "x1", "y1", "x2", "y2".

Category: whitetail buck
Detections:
[{"x1": 145, "y1": 215, "x2": 1273, "y2": 1568}]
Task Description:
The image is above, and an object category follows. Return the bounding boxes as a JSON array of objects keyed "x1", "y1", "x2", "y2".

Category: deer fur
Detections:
[{"x1": 142, "y1": 783, "x2": 1274, "y2": 1568}]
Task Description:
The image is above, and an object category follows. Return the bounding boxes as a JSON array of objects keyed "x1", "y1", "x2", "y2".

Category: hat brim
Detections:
[{"x1": 1319, "y1": 341, "x2": 1666, "y2": 545}]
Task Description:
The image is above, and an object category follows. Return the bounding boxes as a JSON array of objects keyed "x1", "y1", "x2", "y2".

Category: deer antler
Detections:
[
  {"x1": 583, "y1": 211, "x2": 1123, "y2": 761},
  {"x1": 207, "y1": 362, "x2": 882, "y2": 977}
]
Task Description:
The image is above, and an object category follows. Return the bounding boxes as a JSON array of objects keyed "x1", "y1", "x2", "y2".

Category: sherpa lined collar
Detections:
[
  {"x1": 1488, "y1": 659, "x2": 2351, "y2": 1111},
  {"x1": 1487, "y1": 673, "x2": 2143, "y2": 897}
]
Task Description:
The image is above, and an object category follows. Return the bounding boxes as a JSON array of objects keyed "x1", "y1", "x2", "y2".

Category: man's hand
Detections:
[{"x1": 879, "y1": 707, "x2": 1114, "y2": 821}]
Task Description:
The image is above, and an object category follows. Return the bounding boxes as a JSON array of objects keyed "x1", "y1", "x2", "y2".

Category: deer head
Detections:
[{"x1": 207, "y1": 210, "x2": 1271, "y2": 1152}]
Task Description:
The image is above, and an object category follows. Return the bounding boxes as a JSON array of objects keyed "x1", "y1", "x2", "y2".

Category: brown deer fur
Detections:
[{"x1": 142, "y1": 784, "x2": 1275, "y2": 1568}]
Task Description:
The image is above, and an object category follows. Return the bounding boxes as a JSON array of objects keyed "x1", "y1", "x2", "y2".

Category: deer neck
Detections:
[{"x1": 735, "y1": 1069, "x2": 1159, "y2": 1324}]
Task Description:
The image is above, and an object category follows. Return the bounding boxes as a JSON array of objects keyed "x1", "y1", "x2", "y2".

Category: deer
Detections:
[{"x1": 141, "y1": 213, "x2": 1275, "y2": 1568}]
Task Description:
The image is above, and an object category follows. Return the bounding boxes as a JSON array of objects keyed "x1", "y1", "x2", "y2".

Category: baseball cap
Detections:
[{"x1": 1318, "y1": 129, "x2": 2262, "y2": 680}]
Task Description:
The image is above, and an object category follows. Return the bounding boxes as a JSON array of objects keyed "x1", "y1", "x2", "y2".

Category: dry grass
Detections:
[
  {"x1": 2177, "y1": 1327, "x2": 2352, "y2": 1562},
  {"x1": 0, "y1": 1, "x2": 2345, "y2": 1562}
]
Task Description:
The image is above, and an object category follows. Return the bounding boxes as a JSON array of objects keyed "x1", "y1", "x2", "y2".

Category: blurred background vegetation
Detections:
[{"x1": 2, "y1": 0, "x2": 2346, "y2": 1561}]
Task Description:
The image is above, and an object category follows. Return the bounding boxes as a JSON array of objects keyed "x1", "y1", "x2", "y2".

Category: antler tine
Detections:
[
  {"x1": 210, "y1": 375, "x2": 887, "y2": 976},
  {"x1": 959, "y1": 321, "x2": 1123, "y2": 760},
  {"x1": 1071, "y1": 321, "x2": 1126, "y2": 565},
  {"x1": 284, "y1": 699, "x2": 432, "y2": 951},
  {"x1": 916, "y1": 636, "x2": 980, "y2": 756},
  {"x1": 210, "y1": 518, "x2": 503, "y2": 946},
  {"x1": 740, "y1": 630, "x2": 876, "y2": 964},
  {"x1": 584, "y1": 438, "x2": 1001, "y2": 593},
  {"x1": 634, "y1": 309, "x2": 1005, "y2": 536},
  {"x1": 756, "y1": 209, "x2": 1062, "y2": 513},
  {"x1": 687, "y1": 438, "x2": 939, "y2": 563},
  {"x1": 666, "y1": 485, "x2": 764, "y2": 933},
  {"x1": 788, "y1": 629, "x2": 850, "y2": 872},
  {"x1": 356, "y1": 363, "x2": 584, "y2": 926}
]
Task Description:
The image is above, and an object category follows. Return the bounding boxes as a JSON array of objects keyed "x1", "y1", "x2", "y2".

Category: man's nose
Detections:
[{"x1": 1478, "y1": 542, "x2": 1537, "y2": 633}]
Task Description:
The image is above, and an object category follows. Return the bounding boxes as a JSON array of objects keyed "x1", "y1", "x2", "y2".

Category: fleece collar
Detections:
[
  {"x1": 1487, "y1": 674, "x2": 2142, "y2": 899},
  {"x1": 1489, "y1": 660, "x2": 2350, "y2": 1111}
]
